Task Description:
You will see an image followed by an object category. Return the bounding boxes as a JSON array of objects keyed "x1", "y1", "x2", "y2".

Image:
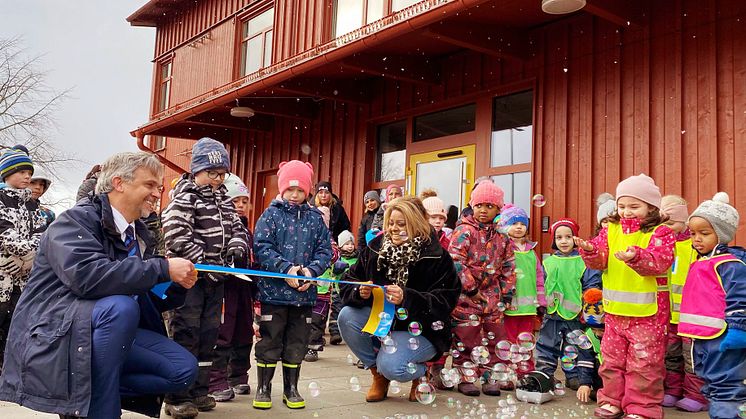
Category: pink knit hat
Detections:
[
  {"x1": 469, "y1": 181, "x2": 505, "y2": 208},
  {"x1": 422, "y1": 196, "x2": 446, "y2": 218},
  {"x1": 277, "y1": 160, "x2": 314, "y2": 196},
  {"x1": 615, "y1": 174, "x2": 662, "y2": 209},
  {"x1": 384, "y1": 184, "x2": 403, "y2": 202}
]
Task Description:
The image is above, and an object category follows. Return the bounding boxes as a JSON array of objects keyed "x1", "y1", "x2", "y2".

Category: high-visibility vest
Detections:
[
  {"x1": 584, "y1": 328, "x2": 603, "y2": 364},
  {"x1": 678, "y1": 253, "x2": 741, "y2": 339},
  {"x1": 668, "y1": 239, "x2": 696, "y2": 324},
  {"x1": 602, "y1": 223, "x2": 663, "y2": 317},
  {"x1": 506, "y1": 250, "x2": 539, "y2": 316},
  {"x1": 542, "y1": 255, "x2": 585, "y2": 320}
]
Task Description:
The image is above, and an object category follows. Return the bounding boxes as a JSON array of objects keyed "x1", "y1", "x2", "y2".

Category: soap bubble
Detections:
[
  {"x1": 456, "y1": 341, "x2": 466, "y2": 352},
  {"x1": 516, "y1": 361, "x2": 532, "y2": 373},
  {"x1": 496, "y1": 340, "x2": 512, "y2": 360},
  {"x1": 462, "y1": 367, "x2": 478, "y2": 383},
  {"x1": 517, "y1": 332, "x2": 536, "y2": 350},
  {"x1": 519, "y1": 346, "x2": 532, "y2": 361},
  {"x1": 396, "y1": 307, "x2": 409, "y2": 320},
  {"x1": 554, "y1": 382, "x2": 566, "y2": 396},
  {"x1": 300, "y1": 144, "x2": 312, "y2": 155},
  {"x1": 491, "y1": 363, "x2": 510, "y2": 382},
  {"x1": 563, "y1": 345, "x2": 579, "y2": 360},
  {"x1": 633, "y1": 343, "x2": 648, "y2": 358},
  {"x1": 308, "y1": 381, "x2": 320, "y2": 397},
  {"x1": 409, "y1": 337, "x2": 420, "y2": 350},
  {"x1": 532, "y1": 194, "x2": 546, "y2": 207},
  {"x1": 469, "y1": 314, "x2": 480, "y2": 326},
  {"x1": 450, "y1": 349, "x2": 461, "y2": 358},
  {"x1": 471, "y1": 346, "x2": 491, "y2": 365},
  {"x1": 390, "y1": 380, "x2": 402, "y2": 394},
  {"x1": 485, "y1": 264, "x2": 496, "y2": 275},
  {"x1": 566, "y1": 329, "x2": 584, "y2": 345},
  {"x1": 406, "y1": 362, "x2": 418, "y2": 374},
  {"x1": 441, "y1": 368, "x2": 460, "y2": 387},
  {"x1": 577, "y1": 334, "x2": 593, "y2": 350},
  {"x1": 561, "y1": 355, "x2": 576, "y2": 371},
  {"x1": 487, "y1": 331, "x2": 496, "y2": 340},
  {"x1": 738, "y1": 403, "x2": 746, "y2": 418},
  {"x1": 497, "y1": 302, "x2": 507, "y2": 312},
  {"x1": 346, "y1": 354, "x2": 355, "y2": 365},
  {"x1": 381, "y1": 335, "x2": 397, "y2": 354},
  {"x1": 515, "y1": 268, "x2": 525, "y2": 280},
  {"x1": 409, "y1": 321, "x2": 422, "y2": 336},
  {"x1": 431, "y1": 320, "x2": 444, "y2": 330},
  {"x1": 415, "y1": 382, "x2": 436, "y2": 405},
  {"x1": 510, "y1": 344, "x2": 522, "y2": 363},
  {"x1": 349, "y1": 376, "x2": 360, "y2": 391},
  {"x1": 481, "y1": 337, "x2": 490, "y2": 346}
]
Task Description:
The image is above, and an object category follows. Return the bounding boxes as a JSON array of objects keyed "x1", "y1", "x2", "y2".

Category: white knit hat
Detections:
[
  {"x1": 689, "y1": 192, "x2": 740, "y2": 244},
  {"x1": 596, "y1": 192, "x2": 616, "y2": 224},
  {"x1": 422, "y1": 196, "x2": 446, "y2": 218},
  {"x1": 223, "y1": 174, "x2": 249, "y2": 199},
  {"x1": 338, "y1": 230, "x2": 355, "y2": 247}
]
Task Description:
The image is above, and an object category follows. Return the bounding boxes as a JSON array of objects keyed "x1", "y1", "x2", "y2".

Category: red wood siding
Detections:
[{"x1": 273, "y1": 0, "x2": 330, "y2": 62}]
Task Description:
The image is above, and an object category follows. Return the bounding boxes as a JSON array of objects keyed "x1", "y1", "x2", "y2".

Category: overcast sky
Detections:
[{"x1": 1, "y1": 0, "x2": 154, "y2": 213}]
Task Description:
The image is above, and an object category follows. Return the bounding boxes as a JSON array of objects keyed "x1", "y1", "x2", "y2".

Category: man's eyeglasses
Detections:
[{"x1": 207, "y1": 171, "x2": 228, "y2": 180}]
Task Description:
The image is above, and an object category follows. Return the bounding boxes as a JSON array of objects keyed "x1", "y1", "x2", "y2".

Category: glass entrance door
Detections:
[{"x1": 407, "y1": 145, "x2": 475, "y2": 212}]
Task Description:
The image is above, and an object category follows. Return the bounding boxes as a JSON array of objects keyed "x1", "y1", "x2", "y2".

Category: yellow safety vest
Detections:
[
  {"x1": 602, "y1": 223, "x2": 663, "y2": 317},
  {"x1": 668, "y1": 239, "x2": 696, "y2": 324}
]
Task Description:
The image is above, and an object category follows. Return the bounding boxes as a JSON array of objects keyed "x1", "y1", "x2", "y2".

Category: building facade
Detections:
[{"x1": 129, "y1": 0, "x2": 746, "y2": 251}]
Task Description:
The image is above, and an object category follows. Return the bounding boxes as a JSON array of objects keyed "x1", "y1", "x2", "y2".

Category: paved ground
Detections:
[{"x1": 1, "y1": 340, "x2": 709, "y2": 418}]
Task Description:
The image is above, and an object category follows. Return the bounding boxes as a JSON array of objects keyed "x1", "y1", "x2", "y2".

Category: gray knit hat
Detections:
[
  {"x1": 689, "y1": 192, "x2": 740, "y2": 244},
  {"x1": 363, "y1": 190, "x2": 380, "y2": 204},
  {"x1": 596, "y1": 192, "x2": 616, "y2": 224},
  {"x1": 337, "y1": 230, "x2": 355, "y2": 247}
]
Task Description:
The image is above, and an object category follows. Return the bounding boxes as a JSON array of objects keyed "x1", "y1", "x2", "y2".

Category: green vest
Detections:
[
  {"x1": 542, "y1": 255, "x2": 585, "y2": 320},
  {"x1": 506, "y1": 250, "x2": 539, "y2": 316},
  {"x1": 318, "y1": 255, "x2": 359, "y2": 294},
  {"x1": 584, "y1": 328, "x2": 603, "y2": 364}
]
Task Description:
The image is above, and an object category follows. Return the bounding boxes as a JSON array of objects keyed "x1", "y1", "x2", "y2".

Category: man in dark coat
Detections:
[{"x1": 0, "y1": 152, "x2": 199, "y2": 418}]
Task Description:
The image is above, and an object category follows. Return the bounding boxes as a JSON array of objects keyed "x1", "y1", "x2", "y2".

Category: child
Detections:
[
  {"x1": 660, "y1": 195, "x2": 707, "y2": 412},
  {"x1": 677, "y1": 192, "x2": 746, "y2": 419},
  {"x1": 536, "y1": 218, "x2": 601, "y2": 391},
  {"x1": 448, "y1": 181, "x2": 516, "y2": 396},
  {"x1": 252, "y1": 160, "x2": 332, "y2": 410},
  {"x1": 162, "y1": 138, "x2": 249, "y2": 417},
  {"x1": 422, "y1": 195, "x2": 451, "y2": 249},
  {"x1": 29, "y1": 171, "x2": 55, "y2": 228},
  {"x1": 356, "y1": 190, "x2": 380, "y2": 250},
  {"x1": 209, "y1": 174, "x2": 256, "y2": 402},
  {"x1": 499, "y1": 204, "x2": 546, "y2": 385},
  {"x1": 595, "y1": 193, "x2": 616, "y2": 237},
  {"x1": 327, "y1": 230, "x2": 358, "y2": 346},
  {"x1": 0, "y1": 145, "x2": 44, "y2": 370},
  {"x1": 305, "y1": 206, "x2": 339, "y2": 362},
  {"x1": 575, "y1": 174, "x2": 675, "y2": 419},
  {"x1": 576, "y1": 288, "x2": 605, "y2": 403}
]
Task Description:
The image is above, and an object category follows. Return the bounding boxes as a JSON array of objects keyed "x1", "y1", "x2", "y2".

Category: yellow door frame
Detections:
[{"x1": 407, "y1": 144, "x2": 476, "y2": 210}]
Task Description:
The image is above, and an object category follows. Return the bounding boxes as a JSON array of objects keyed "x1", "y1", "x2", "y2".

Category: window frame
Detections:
[
  {"x1": 150, "y1": 135, "x2": 167, "y2": 152},
  {"x1": 155, "y1": 58, "x2": 173, "y2": 113},
  {"x1": 334, "y1": 0, "x2": 424, "y2": 38},
  {"x1": 236, "y1": 3, "x2": 275, "y2": 78}
]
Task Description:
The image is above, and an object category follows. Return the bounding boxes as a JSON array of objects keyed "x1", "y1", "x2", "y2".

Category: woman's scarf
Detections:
[{"x1": 376, "y1": 235, "x2": 424, "y2": 287}]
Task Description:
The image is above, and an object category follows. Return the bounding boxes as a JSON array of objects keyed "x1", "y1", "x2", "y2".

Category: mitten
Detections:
[
  {"x1": 333, "y1": 260, "x2": 350, "y2": 274},
  {"x1": 365, "y1": 228, "x2": 381, "y2": 244}
]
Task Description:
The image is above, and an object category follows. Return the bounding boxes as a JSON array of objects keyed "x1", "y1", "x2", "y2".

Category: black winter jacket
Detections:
[
  {"x1": 339, "y1": 230, "x2": 461, "y2": 357},
  {"x1": 356, "y1": 208, "x2": 378, "y2": 250}
]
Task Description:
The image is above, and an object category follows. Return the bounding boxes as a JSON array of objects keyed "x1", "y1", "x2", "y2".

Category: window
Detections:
[
  {"x1": 376, "y1": 120, "x2": 407, "y2": 182},
  {"x1": 240, "y1": 8, "x2": 274, "y2": 76},
  {"x1": 150, "y1": 136, "x2": 166, "y2": 151},
  {"x1": 157, "y1": 60, "x2": 172, "y2": 112},
  {"x1": 334, "y1": 0, "x2": 422, "y2": 37},
  {"x1": 413, "y1": 103, "x2": 476, "y2": 142},
  {"x1": 489, "y1": 90, "x2": 534, "y2": 209}
]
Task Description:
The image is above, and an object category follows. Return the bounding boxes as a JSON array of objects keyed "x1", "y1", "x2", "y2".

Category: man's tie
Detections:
[{"x1": 124, "y1": 226, "x2": 140, "y2": 258}]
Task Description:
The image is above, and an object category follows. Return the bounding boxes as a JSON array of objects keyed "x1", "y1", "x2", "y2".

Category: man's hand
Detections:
[
  {"x1": 168, "y1": 258, "x2": 197, "y2": 289},
  {"x1": 576, "y1": 385, "x2": 592, "y2": 403},
  {"x1": 359, "y1": 281, "x2": 374, "y2": 299}
]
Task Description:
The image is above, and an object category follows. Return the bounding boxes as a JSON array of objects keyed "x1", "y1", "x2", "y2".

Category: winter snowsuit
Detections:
[
  {"x1": 448, "y1": 213, "x2": 516, "y2": 376},
  {"x1": 678, "y1": 245, "x2": 746, "y2": 419},
  {"x1": 308, "y1": 241, "x2": 340, "y2": 352},
  {"x1": 209, "y1": 216, "x2": 256, "y2": 394},
  {"x1": 162, "y1": 174, "x2": 249, "y2": 404},
  {"x1": 505, "y1": 240, "x2": 546, "y2": 375},
  {"x1": 327, "y1": 250, "x2": 358, "y2": 340},
  {"x1": 253, "y1": 199, "x2": 332, "y2": 365},
  {"x1": 0, "y1": 193, "x2": 196, "y2": 418},
  {"x1": 663, "y1": 231, "x2": 707, "y2": 405},
  {"x1": 357, "y1": 207, "x2": 379, "y2": 250},
  {"x1": 0, "y1": 187, "x2": 44, "y2": 369},
  {"x1": 580, "y1": 220, "x2": 675, "y2": 419},
  {"x1": 536, "y1": 250, "x2": 601, "y2": 383}
]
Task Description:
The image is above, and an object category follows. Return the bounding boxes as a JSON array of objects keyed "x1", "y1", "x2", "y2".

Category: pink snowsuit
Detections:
[
  {"x1": 448, "y1": 214, "x2": 516, "y2": 376},
  {"x1": 580, "y1": 219, "x2": 675, "y2": 419}
]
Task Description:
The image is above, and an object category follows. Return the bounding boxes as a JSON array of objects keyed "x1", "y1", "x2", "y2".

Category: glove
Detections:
[
  {"x1": 332, "y1": 260, "x2": 350, "y2": 275},
  {"x1": 226, "y1": 247, "x2": 246, "y2": 267},
  {"x1": 719, "y1": 328, "x2": 746, "y2": 351},
  {"x1": 365, "y1": 228, "x2": 381, "y2": 245}
]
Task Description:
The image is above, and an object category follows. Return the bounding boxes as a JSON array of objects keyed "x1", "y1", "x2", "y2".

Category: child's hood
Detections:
[
  {"x1": 270, "y1": 198, "x2": 322, "y2": 218},
  {"x1": 457, "y1": 212, "x2": 496, "y2": 231},
  {"x1": 724, "y1": 245, "x2": 746, "y2": 263}
]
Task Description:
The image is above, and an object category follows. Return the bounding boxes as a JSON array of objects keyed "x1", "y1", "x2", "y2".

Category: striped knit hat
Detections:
[{"x1": 0, "y1": 145, "x2": 34, "y2": 181}]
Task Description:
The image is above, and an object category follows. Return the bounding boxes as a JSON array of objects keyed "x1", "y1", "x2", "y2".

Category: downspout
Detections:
[
  {"x1": 136, "y1": 133, "x2": 186, "y2": 174},
  {"x1": 129, "y1": 0, "x2": 490, "y2": 139}
]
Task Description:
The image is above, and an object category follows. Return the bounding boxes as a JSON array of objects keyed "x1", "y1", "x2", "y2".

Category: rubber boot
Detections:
[
  {"x1": 366, "y1": 367, "x2": 390, "y2": 402},
  {"x1": 252, "y1": 362, "x2": 276, "y2": 409},
  {"x1": 282, "y1": 363, "x2": 305, "y2": 409}
]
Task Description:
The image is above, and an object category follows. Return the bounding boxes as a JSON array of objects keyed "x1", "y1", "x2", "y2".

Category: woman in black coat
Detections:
[
  {"x1": 312, "y1": 181, "x2": 351, "y2": 240},
  {"x1": 337, "y1": 196, "x2": 461, "y2": 404}
]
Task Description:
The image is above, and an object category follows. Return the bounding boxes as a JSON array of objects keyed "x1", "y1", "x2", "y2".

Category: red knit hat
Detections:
[
  {"x1": 469, "y1": 181, "x2": 505, "y2": 208},
  {"x1": 277, "y1": 160, "x2": 314, "y2": 196},
  {"x1": 550, "y1": 218, "x2": 580, "y2": 237}
]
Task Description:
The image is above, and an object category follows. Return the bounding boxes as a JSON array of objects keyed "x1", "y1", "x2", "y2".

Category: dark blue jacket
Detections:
[
  {"x1": 0, "y1": 194, "x2": 185, "y2": 417},
  {"x1": 715, "y1": 245, "x2": 746, "y2": 332},
  {"x1": 253, "y1": 199, "x2": 333, "y2": 306}
]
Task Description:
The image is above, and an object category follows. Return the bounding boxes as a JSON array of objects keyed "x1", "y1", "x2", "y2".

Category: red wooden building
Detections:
[{"x1": 128, "y1": 0, "x2": 746, "y2": 251}]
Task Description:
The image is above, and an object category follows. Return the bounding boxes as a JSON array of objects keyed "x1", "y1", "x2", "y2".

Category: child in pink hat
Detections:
[
  {"x1": 575, "y1": 174, "x2": 675, "y2": 419},
  {"x1": 447, "y1": 181, "x2": 516, "y2": 396}
]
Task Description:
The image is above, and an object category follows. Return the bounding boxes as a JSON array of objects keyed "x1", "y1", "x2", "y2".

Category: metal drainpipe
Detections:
[
  {"x1": 136, "y1": 133, "x2": 185, "y2": 174},
  {"x1": 129, "y1": 0, "x2": 490, "y2": 139}
]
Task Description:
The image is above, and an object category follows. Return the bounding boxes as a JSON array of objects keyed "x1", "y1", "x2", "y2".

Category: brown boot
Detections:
[
  {"x1": 366, "y1": 367, "x2": 390, "y2": 402},
  {"x1": 408, "y1": 379, "x2": 419, "y2": 402}
]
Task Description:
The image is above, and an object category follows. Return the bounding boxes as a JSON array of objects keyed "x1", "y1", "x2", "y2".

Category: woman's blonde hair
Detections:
[
  {"x1": 383, "y1": 196, "x2": 432, "y2": 243},
  {"x1": 314, "y1": 192, "x2": 337, "y2": 208}
]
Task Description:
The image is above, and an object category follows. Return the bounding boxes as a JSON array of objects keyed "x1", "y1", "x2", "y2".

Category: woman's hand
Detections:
[
  {"x1": 573, "y1": 236, "x2": 594, "y2": 252},
  {"x1": 576, "y1": 385, "x2": 592, "y2": 403},
  {"x1": 614, "y1": 246, "x2": 636, "y2": 262},
  {"x1": 358, "y1": 281, "x2": 374, "y2": 299},
  {"x1": 385, "y1": 284, "x2": 404, "y2": 305}
]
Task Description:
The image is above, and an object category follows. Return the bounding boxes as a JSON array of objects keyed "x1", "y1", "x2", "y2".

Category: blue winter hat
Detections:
[
  {"x1": 0, "y1": 145, "x2": 34, "y2": 181},
  {"x1": 190, "y1": 137, "x2": 230, "y2": 174}
]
